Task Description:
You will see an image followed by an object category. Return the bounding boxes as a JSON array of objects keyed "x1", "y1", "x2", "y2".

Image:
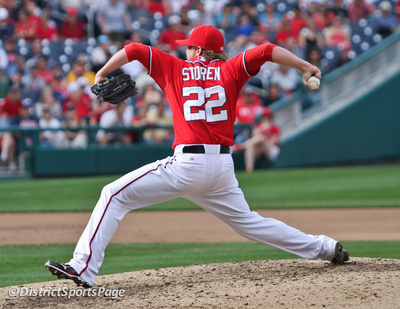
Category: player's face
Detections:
[{"x1": 186, "y1": 46, "x2": 200, "y2": 60}]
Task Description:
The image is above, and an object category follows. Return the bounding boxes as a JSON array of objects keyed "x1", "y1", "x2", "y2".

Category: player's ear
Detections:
[{"x1": 196, "y1": 46, "x2": 202, "y2": 56}]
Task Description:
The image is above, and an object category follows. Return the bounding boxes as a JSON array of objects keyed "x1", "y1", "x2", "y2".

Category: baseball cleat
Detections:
[
  {"x1": 45, "y1": 260, "x2": 92, "y2": 288},
  {"x1": 331, "y1": 242, "x2": 349, "y2": 265}
]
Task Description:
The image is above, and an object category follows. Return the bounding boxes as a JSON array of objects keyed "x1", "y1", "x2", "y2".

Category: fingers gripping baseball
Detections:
[
  {"x1": 302, "y1": 66, "x2": 321, "y2": 91},
  {"x1": 91, "y1": 74, "x2": 139, "y2": 104}
]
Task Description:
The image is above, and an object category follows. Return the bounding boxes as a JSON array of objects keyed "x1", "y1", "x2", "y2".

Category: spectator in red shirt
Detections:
[
  {"x1": 60, "y1": 7, "x2": 87, "y2": 40},
  {"x1": 233, "y1": 108, "x2": 281, "y2": 173},
  {"x1": 0, "y1": 85, "x2": 22, "y2": 118},
  {"x1": 157, "y1": 15, "x2": 186, "y2": 55},
  {"x1": 147, "y1": 0, "x2": 168, "y2": 16},
  {"x1": 235, "y1": 87, "x2": 263, "y2": 125},
  {"x1": 63, "y1": 81, "x2": 93, "y2": 121},
  {"x1": 14, "y1": 8, "x2": 40, "y2": 41},
  {"x1": 275, "y1": 18, "x2": 299, "y2": 46},
  {"x1": 347, "y1": 0, "x2": 375, "y2": 21},
  {"x1": 37, "y1": 56, "x2": 54, "y2": 83},
  {"x1": 290, "y1": 5, "x2": 308, "y2": 35},
  {"x1": 312, "y1": 2, "x2": 335, "y2": 30},
  {"x1": 234, "y1": 86, "x2": 263, "y2": 143},
  {"x1": 324, "y1": 15, "x2": 351, "y2": 50},
  {"x1": 0, "y1": 85, "x2": 21, "y2": 169},
  {"x1": 36, "y1": 11, "x2": 59, "y2": 40},
  {"x1": 25, "y1": 0, "x2": 42, "y2": 25}
]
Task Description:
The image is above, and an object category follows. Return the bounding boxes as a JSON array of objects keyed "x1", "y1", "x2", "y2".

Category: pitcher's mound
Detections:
[{"x1": 1, "y1": 258, "x2": 400, "y2": 309}]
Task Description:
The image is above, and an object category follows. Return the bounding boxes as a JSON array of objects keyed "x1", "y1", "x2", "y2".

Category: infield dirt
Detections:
[
  {"x1": 1, "y1": 258, "x2": 400, "y2": 308},
  {"x1": 1, "y1": 208, "x2": 400, "y2": 308}
]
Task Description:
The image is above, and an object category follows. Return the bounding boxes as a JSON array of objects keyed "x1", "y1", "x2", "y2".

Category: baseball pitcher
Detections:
[{"x1": 45, "y1": 25, "x2": 349, "y2": 288}]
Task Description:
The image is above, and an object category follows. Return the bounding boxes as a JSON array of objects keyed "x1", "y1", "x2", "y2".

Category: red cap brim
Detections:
[{"x1": 176, "y1": 39, "x2": 193, "y2": 46}]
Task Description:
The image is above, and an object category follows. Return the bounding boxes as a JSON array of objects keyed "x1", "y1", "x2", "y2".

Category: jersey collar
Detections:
[{"x1": 187, "y1": 56, "x2": 210, "y2": 65}]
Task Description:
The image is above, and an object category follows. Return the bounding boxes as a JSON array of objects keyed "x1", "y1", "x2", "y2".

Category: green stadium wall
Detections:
[
  {"x1": 274, "y1": 70, "x2": 400, "y2": 168},
  {"x1": 33, "y1": 145, "x2": 174, "y2": 176}
]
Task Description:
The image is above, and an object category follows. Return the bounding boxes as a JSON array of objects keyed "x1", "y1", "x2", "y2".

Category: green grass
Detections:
[
  {"x1": 0, "y1": 241, "x2": 399, "y2": 288},
  {"x1": 1, "y1": 165, "x2": 400, "y2": 212}
]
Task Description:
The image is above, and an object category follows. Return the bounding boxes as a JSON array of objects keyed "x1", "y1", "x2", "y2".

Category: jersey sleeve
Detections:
[
  {"x1": 124, "y1": 42, "x2": 183, "y2": 90},
  {"x1": 243, "y1": 43, "x2": 277, "y2": 76},
  {"x1": 124, "y1": 42, "x2": 152, "y2": 72}
]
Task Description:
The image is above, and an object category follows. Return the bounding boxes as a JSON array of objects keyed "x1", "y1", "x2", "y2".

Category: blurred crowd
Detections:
[{"x1": 1, "y1": 0, "x2": 400, "y2": 171}]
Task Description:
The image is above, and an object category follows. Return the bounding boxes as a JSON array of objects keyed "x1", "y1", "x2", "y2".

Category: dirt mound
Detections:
[{"x1": 2, "y1": 258, "x2": 400, "y2": 309}]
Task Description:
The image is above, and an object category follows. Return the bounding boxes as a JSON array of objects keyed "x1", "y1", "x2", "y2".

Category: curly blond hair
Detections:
[{"x1": 201, "y1": 49, "x2": 229, "y2": 62}]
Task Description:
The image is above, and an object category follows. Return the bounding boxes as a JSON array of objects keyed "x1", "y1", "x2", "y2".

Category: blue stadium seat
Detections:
[
  {"x1": 59, "y1": 54, "x2": 68, "y2": 64},
  {"x1": 62, "y1": 63, "x2": 71, "y2": 73},
  {"x1": 50, "y1": 41, "x2": 65, "y2": 56},
  {"x1": 87, "y1": 37, "x2": 97, "y2": 47},
  {"x1": 276, "y1": 2, "x2": 287, "y2": 13},
  {"x1": 17, "y1": 38, "x2": 27, "y2": 47}
]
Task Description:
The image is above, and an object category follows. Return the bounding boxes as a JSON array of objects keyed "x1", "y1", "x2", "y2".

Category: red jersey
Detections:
[
  {"x1": 37, "y1": 19, "x2": 58, "y2": 40},
  {"x1": 124, "y1": 43, "x2": 276, "y2": 148},
  {"x1": 14, "y1": 18, "x2": 39, "y2": 40},
  {"x1": 0, "y1": 97, "x2": 22, "y2": 117},
  {"x1": 312, "y1": 12, "x2": 335, "y2": 30},
  {"x1": 255, "y1": 122, "x2": 281, "y2": 146},
  {"x1": 291, "y1": 16, "x2": 307, "y2": 35},
  {"x1": 60, "y1": 20, "x2": 87, "y2": 39},
  {"x1": 236, "y1": 94, "x2": 263, "y2": 125},
  {"x1": 275, "y1": 28, "x2": 298, "y2": 46},
  {"x1": 63, "y1": 94, "x2": 92, "y2": 119}
]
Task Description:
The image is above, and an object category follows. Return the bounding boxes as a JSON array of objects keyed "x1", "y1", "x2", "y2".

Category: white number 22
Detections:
[{"x1": 183, "y1": 85, "x2": 228, "y2": 123}]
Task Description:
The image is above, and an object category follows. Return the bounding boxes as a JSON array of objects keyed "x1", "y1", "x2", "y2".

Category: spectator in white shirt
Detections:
[
  {"x1": 270, "y1": 65, "x2": 300, "y2": 93},
  {"x1": 39, "y1": 106, "x2": 67, "y2": 148},
  {"x1": 96, "y1": 101, "x2": 133, "y2": 145}
]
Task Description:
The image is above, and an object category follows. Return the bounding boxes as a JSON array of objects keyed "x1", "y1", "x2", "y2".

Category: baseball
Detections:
[{"x1": 308, "y1": 76, "x2": 320, "y2": 90}]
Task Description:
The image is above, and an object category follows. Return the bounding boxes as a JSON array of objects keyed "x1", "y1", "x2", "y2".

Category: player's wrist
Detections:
[{"x1": 94, "y1": 73, "x2": 106, "y2": 84}]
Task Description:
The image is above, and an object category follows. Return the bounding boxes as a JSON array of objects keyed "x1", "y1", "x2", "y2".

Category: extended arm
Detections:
[
  {"x1": 95, "y1": 49, "x2": 130, "y2": 83},
  {"x1": 245, "y1": 44, "x2": 321, "y2": 90},
  {"x1": 271, "y1": 46, "x2": 321, "y2": 89}
]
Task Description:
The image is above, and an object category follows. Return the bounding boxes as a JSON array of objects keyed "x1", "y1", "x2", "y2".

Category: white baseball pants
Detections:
[{"x1": 68, "y1": 144, "x2": 338, "y2": 286}]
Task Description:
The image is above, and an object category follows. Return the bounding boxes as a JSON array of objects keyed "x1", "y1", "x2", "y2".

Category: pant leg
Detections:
[
  {"x1": 187, "y1": 170, "x2": 337, "y2": 261},
  {"x1": 68, "y1": 156, "x2": 183, "y2": 285}
]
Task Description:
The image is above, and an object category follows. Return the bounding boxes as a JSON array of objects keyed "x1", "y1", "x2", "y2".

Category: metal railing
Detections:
[
  {"x1": 0, "y1": 125, "x2": 171, "y2": 177},
  {"x1": 0, "y1": 124, "x2": 252, "y2": 177}
]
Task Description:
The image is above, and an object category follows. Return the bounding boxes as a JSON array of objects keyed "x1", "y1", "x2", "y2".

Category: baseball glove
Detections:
[{"x1": 91, "y1": 74, "x2": 138, "y2": 104}]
